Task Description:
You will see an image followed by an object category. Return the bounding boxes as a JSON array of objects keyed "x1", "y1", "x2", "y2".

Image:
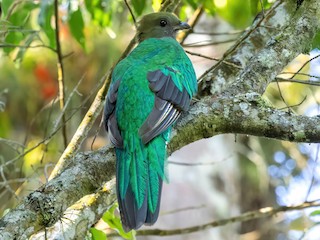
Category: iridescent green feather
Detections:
[{"x1": 112, "y1": 37, "x2": 197, "y2": 214}]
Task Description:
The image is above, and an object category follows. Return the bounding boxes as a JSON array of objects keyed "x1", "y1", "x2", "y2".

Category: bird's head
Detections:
[{"x1": 137, "y1": 12, "x2": 191, "y2": 42}]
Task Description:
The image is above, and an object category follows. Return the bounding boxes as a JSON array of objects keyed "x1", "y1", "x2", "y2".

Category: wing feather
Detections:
[
  {"x1": 104, "y1": 79, "x2": 123, "y2": 148},
  {"x1": 139, "y1": 67, "x2": 194, "y2": 144}
]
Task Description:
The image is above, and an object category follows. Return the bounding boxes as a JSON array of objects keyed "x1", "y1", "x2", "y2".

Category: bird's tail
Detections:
[{"x1": 115, "y1": 131, "x2": 168, "y2": 232}]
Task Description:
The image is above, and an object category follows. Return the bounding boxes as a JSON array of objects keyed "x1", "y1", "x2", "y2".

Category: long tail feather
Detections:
[{"x1": 116, "y1": 131, "x2": 168, "y2": 231}]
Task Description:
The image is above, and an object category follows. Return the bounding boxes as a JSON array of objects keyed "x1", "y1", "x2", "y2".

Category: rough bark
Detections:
[{"x1": 1, "y1": 0, "x2": 320, "y2": 239}]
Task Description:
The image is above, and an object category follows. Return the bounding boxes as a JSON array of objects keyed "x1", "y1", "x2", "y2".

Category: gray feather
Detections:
[
  {"x1": 104, "y1": 80, "x2": 123, "y2": 147},
  {"x1": 139, "y1": 69, "x2": 191, "y2": 144}
]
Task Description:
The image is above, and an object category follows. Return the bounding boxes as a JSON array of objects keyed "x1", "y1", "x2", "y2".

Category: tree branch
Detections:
[{"x1": 134, "y1": 200, "x2": 320, "y2": 236}]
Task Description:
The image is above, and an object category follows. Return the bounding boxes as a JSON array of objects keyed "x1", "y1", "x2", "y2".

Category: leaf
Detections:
[
  {"x1": 90, "y1": 228, "x2": 107, "y2": 240},
  {"x1": 38, "y1": 0, "x2": 55, "y2": 49},
  {"x1": 2, "y1": 0, "x2": 38, "y2": 55},
  {"x1": 14, "y1": 33, "x2": 38, "y2": 66},
  {"x1": 310, "y1": 210, "x2": 320, "y2": 217},
  {"x1": 152, "y1": 0, "x2": 162, "y2": 11},
  {"x1": 1, "y1": 0, "x2": 12, "y2": 18},
  {"x1": 312, "y1": 30, "x2": 320, "y2": 49},
  {"x1": 131, "y1": 0, "x2": 146, "y2": 16},
  {"x1": 102, "y1": 204, "x2": 135, "y2": 240},
  {"x1": 184, "y1": 0, "x2": 198, "y2": 9},
  {"x1": 68, "y1": 8, "x2": 86, "y2": 49}
]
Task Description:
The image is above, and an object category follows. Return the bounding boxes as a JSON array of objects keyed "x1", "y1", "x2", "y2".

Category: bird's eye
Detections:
[{"x1": 159, "y1": 19, "x2": 167, "y2": 27}]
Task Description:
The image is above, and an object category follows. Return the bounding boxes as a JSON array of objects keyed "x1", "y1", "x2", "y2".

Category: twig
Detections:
[
  {"x1": 185, "y1": 50, "x2": 242, "y2": 69},
  {"x1": 52, "y1": 75, "x2": 86, "y2": 132},
  {"x1": 1, "y1": 81, "x2": 99, "y2": 169},
  {"x1": 177, "y1": 6, "x2": 203, "y2": 44},
  {"x1": 289, "y1": 54, "x2": 320, "y2": 80},
  {"x1": 191, "y1": 30, "x2": 244, "y2": 36},
  {"x1": 0, "y1": 43, "x2": 56, "y2": 52},
  {"x1": 278, "y1": 72, "x2": 320, "y2": 80},
  {"x1": 182, "y1": 38, "x2": 238, "y2": 48},
  {"x1": 275, "y1": 78, "x2": 291, "y2": 111},
  {"x1": 278, "y1": 95, "x2": 307, "y2": 110},
  {"x1": 54, "y1": 0, "x2": 68, "y2": 148},
  {"x1": 161, "y1": 205, "x2": 206, "y2": 215},
  {"x1": 275, "y1": 77, "x2": 320, "y2": 86},
  {"x1": 0, "y1": 167, "x2": 19, "y2": 200},
  {"x1": 124, "y1": 0, "x2": 137, "y2": 29},
  {"x1": 134, "y1": 200, "x2": 320, "y2": 236}
]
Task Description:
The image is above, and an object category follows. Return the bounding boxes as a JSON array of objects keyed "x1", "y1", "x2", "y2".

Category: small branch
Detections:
[
  {"x1": 289, "y1": 54, "x2": 320, "y2": 80},
  {"x1": 177, "y1": 6, "x2": 203, "y2": 44},
  {"x1": 54, "y1": 0, "x2": 68, "y2": 148},
  {"x1": 0, "y1": 43, "x2": 56, "y2": 52},
  {"x1": 275, "y1": 77, "x2": 320, "y2": 86},
  {"x1": 185, "y1": 50, "x2": 242, "y2": 69},
  {"x1": 124, "y1": 0, "x2": 137, "y2": 29},
  {"x1": 191, "y1": 29, "x2": 244, "y2": 36},
  {"x1": 135, "y1": 200, "x2": 320, "y2": 236},
  {"x1": 52, "y1": 75, "x2": 86, "y2": 132},
  {"x1": 182, "y1": 38, "x2": 238, "y2": 48}
]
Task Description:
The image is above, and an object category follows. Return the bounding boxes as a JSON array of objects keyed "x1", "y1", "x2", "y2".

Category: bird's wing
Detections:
[
  {"x1": 139, "y1": 63, "x2": 197, "y2": 144},
  {"x1": 104, "y1": 77, "x2": 123, "y2": 148}
]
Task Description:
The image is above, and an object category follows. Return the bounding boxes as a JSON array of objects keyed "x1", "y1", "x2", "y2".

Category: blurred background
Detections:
[{"x1": 1, "y1": 0, "x2": 320, "y2": 239}]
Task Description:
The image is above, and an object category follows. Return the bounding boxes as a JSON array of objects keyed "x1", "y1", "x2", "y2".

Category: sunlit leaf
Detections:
[
  {"x1": 90, "y1": 228, "x2": 107, "y2": 240},
  {"x1": 68, "y1": 8, "x2": 86, "y2": 49},
  {"x1": 152, "y1": 0, "x2": 162, "y2": 11},
  {"x1": 102, "y1": 204, "x2": 135, "y2": 240}
]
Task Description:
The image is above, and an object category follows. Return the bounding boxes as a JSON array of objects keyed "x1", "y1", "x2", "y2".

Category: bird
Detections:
[{"x1": 104, "y1": 12, "x2": 197, "y2": 231}]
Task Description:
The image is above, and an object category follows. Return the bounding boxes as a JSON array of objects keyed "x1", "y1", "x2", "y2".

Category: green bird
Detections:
[{"x1": 104, "y1": 12, "x2": 197, "y2": 231}]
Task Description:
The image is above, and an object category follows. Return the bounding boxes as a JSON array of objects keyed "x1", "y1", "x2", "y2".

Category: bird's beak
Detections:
[{"x1": 175, "y1": 21, "x2": 191, "y2": 31}]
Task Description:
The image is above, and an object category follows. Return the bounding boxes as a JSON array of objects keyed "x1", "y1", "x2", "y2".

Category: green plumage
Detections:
[{"x1": 104, "y1": 12, "x2": 197, "y2": 231}]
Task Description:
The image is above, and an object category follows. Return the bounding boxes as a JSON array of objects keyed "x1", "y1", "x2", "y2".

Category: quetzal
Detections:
[{"x1": 104, "y1": 12, "x2": 197, "y2": 231}]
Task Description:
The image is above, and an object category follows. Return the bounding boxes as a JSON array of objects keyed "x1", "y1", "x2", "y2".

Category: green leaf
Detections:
[
  {"x1": 312, "y1": 31, "x2": 320, "y2": 49},
  {"x1": 90, "y1": 228, "x2": 107, "y2": 240},
  {"x1": 310, "y1": 210, "x2": 320, "y2": 217},
  {"x1": 102, "y1": 204, "x2": 135, "y2": 240},
  {"x1": 38, "y1": 0, "x2": 55, "y2": 49},
  {"x1": 1, "y1": 0, "x2": 12, "y2": 18},
  {"x1": 68, "y1": 8, "x2": 86, "y2": 49},
  {"x1": 131, "y1": 0, "x2": 146, "y2": 16},
  {"x1": 184, "y1": 0, "x2": 198, "y2": 9},
  {"x1": 14, "y1": 33, "x2": 38, "y2": 66},
  {"x1": 2, "y1": 1, "x2": 38, "y2": 54}
]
